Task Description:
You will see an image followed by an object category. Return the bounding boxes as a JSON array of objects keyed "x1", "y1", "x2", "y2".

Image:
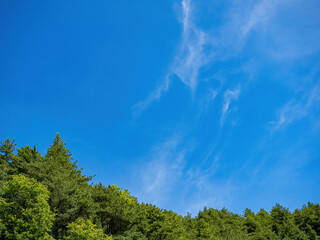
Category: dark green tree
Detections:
[
  {"x1": 183, "y1": 213, "x2": 197, "y2": 240},
  {"x1": 243, "y1": 208, "x2": 278, "y2": 240},
  {"x1": 196, "y1": 207, "x2": 246, "y2": 239},
  {"x1": 0, "y1": 138, "x2": 18, "y2": 186},
  {"x1": 0, "y1": 138, "x2": 17, "y2": 164},
  {"x1": 38, "y1": 133, "x2": 95, "y2": 239},
  {"x1": 14, "y1": 145, "x2": 44, "y2": 177},
  {"x1": 293, "y1": 202, "x2": 320, "y2": 239},
  {"x1": 92, "y1": 183, "x2": 144, "y2": 239},
  {"x1": 271, "y1": 204, "x2": 308, "y2": 240}
]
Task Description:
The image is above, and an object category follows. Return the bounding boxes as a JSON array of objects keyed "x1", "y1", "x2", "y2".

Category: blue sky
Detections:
[{"x1": 1, "y1": 0, "x2": 320, "y2": 215}]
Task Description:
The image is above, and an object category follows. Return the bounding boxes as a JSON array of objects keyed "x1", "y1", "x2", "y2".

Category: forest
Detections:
[{"x1": 0, "y1": 134, "x2": 319, "y2": 240}]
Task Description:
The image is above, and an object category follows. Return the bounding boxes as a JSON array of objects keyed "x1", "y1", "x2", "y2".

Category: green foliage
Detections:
[
  {"x1": 17, "y1": 145, "x2": 42, "y2": 163},
  {"x1": 0, "y1": 175, "x2": 54, "y2": 240},
  {"x1": 92, "y1": 183, "x2": 142, "y2": 239},
  {"x1": 293, "y1": 202, "x2": 320, "y2": 240},
  {"x1": 0, "y1": 135, "x2": 319, "y2": 240},
  {"x1": 0, "y1": 138, "x2": 18, "y2": 186},
  {"x1": 271, "y1": 204, "x2": 309, "y2": 240},
  {"x1": 196, "y1": 207, "x2": 247, "y2": 239},
  {"x1": 0, "y1": 138, "x2": 17, "y2": 164},
  {"x1": 64, "y1": 218, "x2": 113, "y2": 240},
  {"x1": 183, "y1": 213, "x2": 197, "y2": 240},
  {"x1": 40, "y1": 133, "x2": 95, "y2": 239},
  {"x1": 242, "y1": 208, "x2": 278, "y2": 239},
  {"x1": 140, "y1": 204, "x2": 187, "y2": 240}
]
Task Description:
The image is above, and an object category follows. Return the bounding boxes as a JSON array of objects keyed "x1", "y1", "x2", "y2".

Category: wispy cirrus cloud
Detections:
[
  {"x1": 132, "y1": 0, "x2": 280, "y2": 118},
  {"x1": 133, "y1": 0, "x2": 317, "y2": 118},
  {"x1": 241, "y1": 0, "x2": 277, "y2": 39},
  {"x1": 137, "y1": 135, "x2": 187, "y2": 205},
  {"x1": 236, "y1": 0, "x2": 320, "y2": 60},
  {"x1": 214, "y1": 0, "x2": 278, "y2": 58},
  {"x1": 132, "y1": 74, "x2": 171, "y2": 118},
  {"x1": 269, "y1": 82, "x2": 320, "y2": 130},
  {"x1": 220, "y1": 86, "x2": 241, "y2": 126},
  {"x1": 172, "y1": 0, "x2": 208, "y2": 91},
  {"x1": 133, "y1": 0, "x2": 210, "y2": 116},
  {"x1": 132, "y1": 0, "x2": 320, "y2": 214}
]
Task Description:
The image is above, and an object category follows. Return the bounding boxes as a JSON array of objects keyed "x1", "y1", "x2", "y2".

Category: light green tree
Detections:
[
  {"x1": 64, "y1": 218, "x2": 113, "y2": 240},
  {"x1": 0, "y1": 175, "x2": 55, "y2": 240}
]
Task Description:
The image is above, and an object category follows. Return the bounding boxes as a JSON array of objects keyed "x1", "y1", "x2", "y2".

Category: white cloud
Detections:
[
  {"x1": 172, "y1": 29, "x2": 207, "y2": 91},
  {"x1": 181, "y1": 0, "x2": 191, "y2": 33},
  {"x1": 216, "y1": 0, "x2": 294, "y2": 59},
  {"x1": 237, "y1": 0, "x2": 320, "y2": 60},
  {"x1": 133, "y1": 0, "x2": 312, "y2": 118},
  {"x1": 241, "y1": 0, "x2": 277, "y2": 39},
  {"x1": 172, "y1": 0, "x2": 209, "y2": 91},
  {"x1": 184, "y1": 177, "x2": 238, "y2": 215},
  {"x1": 131, "y1": 0, "x2": 320, "y2": 214},
  {"x1": 220, "y1": 86, "x2": 241, "y2": 126},
  {"x1": 133, "y1": 0, "x2": 211, "y2": 117},
  {"x1": 269, "y1": 83, "x2": 320, "y2": 130},
  {"x1": 133, "y1": 0, "x2": 279, "y2": 118},
  {"x1": 138, "y1": 136, "x2": 186, "y2": 205},
  {"x1": 132, "y1": 74, "x2": 171, "y2": 118}
]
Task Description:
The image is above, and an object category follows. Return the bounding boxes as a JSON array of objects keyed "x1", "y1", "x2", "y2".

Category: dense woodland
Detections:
[{"x1": 0, "y1": 134, "x2": 319, "y2": 240}]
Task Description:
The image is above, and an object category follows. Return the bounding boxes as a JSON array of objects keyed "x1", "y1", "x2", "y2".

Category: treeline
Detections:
[{"x1": 0, "y1": 134, "x2": 319, "y2": 240}]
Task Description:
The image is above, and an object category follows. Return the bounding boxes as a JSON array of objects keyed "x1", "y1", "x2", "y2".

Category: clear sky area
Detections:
[{"x1": 1, "y1": 0, "x2": 320, "y2": 216}]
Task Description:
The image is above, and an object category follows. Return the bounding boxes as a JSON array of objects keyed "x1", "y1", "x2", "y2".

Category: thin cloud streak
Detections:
[
  {"x1": 220, "y1": 86, "x2": 241, "y2": 126},
  {"x1": 216, "y1": 0, "x2": 286, "y2": 59},
  {"x1": 133, "y1": 0, "x2": 278, "y2": 117},
  {"x1": 134, "y1": 0, "x2": 298, "y2": 118},
  {"x1": 138, "y1": 135, "x2": 186, "y2": 205},
  {"x1": 133, "y1": 0, "x2": 211, "y2": 116},
  {"x1": 181, "y1": 0, "x2": 191, "y2": 33},
  {"x1": 132, "y1": 74, "x2": 171, "y2": 118},
  {"x1": 269, "y1": 83, "x2": 320, "y2": 130},
  {"x1": 172, "y1": 0, "x2": 209, "y2": 91},
  {"x1": 241, "y1": 0, "x2": 277, "y2": 39}
]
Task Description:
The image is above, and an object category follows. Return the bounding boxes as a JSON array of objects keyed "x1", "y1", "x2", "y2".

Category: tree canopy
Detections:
[
  {"x1": 0, "y1": 135, "x2": 319, "y2": 240},
  {"x1": 0, "y1": 175, "x2": 54, "y2": 240}
]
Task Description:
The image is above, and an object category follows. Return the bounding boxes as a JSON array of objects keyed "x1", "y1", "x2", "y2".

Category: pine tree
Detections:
[
  {"x1": 0, "y1": 138, "x2": 17, "y2": 164},
  {"x1": 39, "y1": 133, "x2": 95, "y2": 239},
  {"x1": 0, "y1": 138, "x2": 18, "y2": 187}
]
